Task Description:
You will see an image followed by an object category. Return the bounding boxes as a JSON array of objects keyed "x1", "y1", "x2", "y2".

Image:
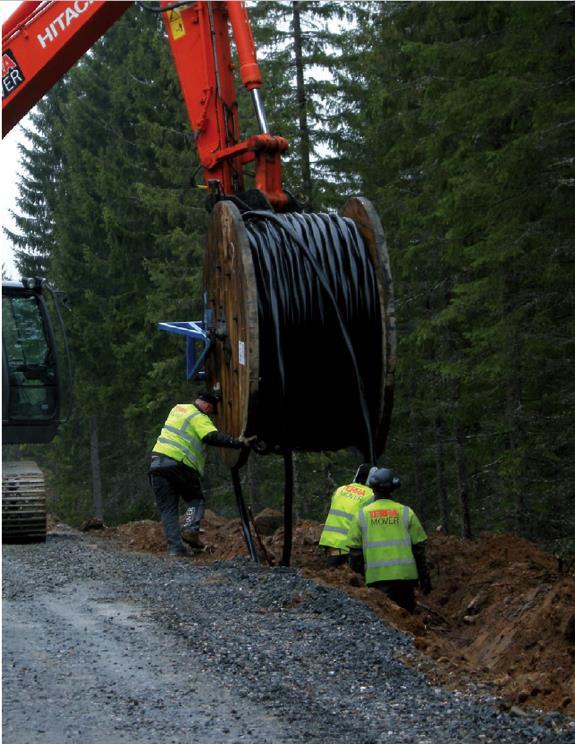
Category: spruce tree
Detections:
[
  {"x1": 9, "y1": 7, "x2": 209, "y2": 521},
  {"x1": 247, "y1": 1, "x2": 348, "y2": 209},
  {"x1": 336, "y1": 1, "x2": 575, "y2": 546}
]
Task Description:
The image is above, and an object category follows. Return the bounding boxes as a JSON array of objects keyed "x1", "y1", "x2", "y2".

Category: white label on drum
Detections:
[{"x1": 238, "y1": 341, "x2": 245, "y2": 365}]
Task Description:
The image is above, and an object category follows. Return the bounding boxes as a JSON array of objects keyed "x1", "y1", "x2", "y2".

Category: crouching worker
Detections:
[
  {"x1": 149, "y1": 393, "x2": 252, "y2": 556},
  {"x1": 318, "y1": 464, "x2": 376, "y2": 568},
  {"x1": 346, "y1": 467, "x2": 432, "y2": 612}
]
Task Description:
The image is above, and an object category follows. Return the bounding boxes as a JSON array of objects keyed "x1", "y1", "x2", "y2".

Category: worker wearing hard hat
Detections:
[
  {"x1": 345, "y1": 467, "x2": 432, "y2": 612},
  {"x1": 149, "y1": 392, "x2": 254, "y2": 556},
  {"x1": 318, "y1": 464, "x2": 377, "y2": 567}
]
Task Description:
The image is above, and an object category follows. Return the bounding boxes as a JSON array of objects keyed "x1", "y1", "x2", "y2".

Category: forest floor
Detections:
[{"x1": 66, "y1": 510, "x2": 575, "y2": 720}]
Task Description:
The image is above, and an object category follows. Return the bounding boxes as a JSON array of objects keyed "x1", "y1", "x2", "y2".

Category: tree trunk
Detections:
[
  {"x1": 323, "y1": 454, "x2": 337, "y2": 494},
  {"x1": 89, "y1": 415, "x2": 103, "y2": 520},
  {"x1": 454, "y1": 420, "x2": 472, "y2": 539},
  {"x1": 292, "y1": 1, "x2": 313, "y2": 208},
  {"x1": 502, "y1": 269, "x2": 527, "y2": 536},
  {"x1": 409, "y1": 409, "x2": 424, "y2": 515},
  {"x1": 434, "y1": 414, "x2": 450, "y2": 533},
  {"x1": 506, "y1": 371, "x2": 526, "y2": 535}
]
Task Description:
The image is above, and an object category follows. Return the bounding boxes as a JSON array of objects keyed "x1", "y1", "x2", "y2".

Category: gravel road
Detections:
[{"x1": 3, "y1": 532, "x2": 573, "y2": 743}]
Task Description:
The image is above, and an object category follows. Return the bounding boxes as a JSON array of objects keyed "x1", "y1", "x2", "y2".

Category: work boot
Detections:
[
  {"x1": 161, "y1": 516, "x2": 188, "y2": 556},
  {"x1": 168, "y1": 546, "x2": 189, "y2": 558},
  {"x1": 182, "y1": 500, "x2": 205, "y2": 532},
  {"x1": 181, "y1": 527, "x2": 206, "y2": 551}
]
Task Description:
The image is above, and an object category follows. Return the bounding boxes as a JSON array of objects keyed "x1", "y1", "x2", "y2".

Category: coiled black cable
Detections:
[{"x1": 243, "y1": 211, "x2": 383, "y2": 464}]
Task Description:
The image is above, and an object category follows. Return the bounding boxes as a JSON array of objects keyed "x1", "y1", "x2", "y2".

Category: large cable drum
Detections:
[{"x1": 203, "y1": 197, "x2": 396, "y2": 467}]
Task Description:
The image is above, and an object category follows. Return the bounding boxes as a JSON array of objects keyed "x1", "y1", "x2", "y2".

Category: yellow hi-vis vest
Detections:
[
  {"x1": 153, "y1": 403, "x2": 216, "y2": 476},
  {"x1": 318, "y1": 483, "x2": 374, "y2": 552},
  {"x1": 346, "y1": 498, "x2": 427, "y2": 584}
]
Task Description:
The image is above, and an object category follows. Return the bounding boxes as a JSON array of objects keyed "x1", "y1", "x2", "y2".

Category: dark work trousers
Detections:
[
  {"x1": 371, "y1": 580, "x2": 418, "y2": 614},
  {"x1": 148, "y1": 455, "x2": 204, "y2": 554}
]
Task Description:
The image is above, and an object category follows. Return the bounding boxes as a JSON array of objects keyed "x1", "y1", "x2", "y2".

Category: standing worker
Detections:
[
  {"x1": 319, "y1": 464, "x2": 376, "y2": 567},
  {"x1": 149, "y1": 392, "x2": 253, "y2": 556},
  {"x1": 346, "y1": 467, "x2": 432, "y2": 612}
]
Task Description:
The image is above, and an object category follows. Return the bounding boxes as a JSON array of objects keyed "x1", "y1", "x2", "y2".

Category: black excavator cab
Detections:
[
  {"x1": 2, "y1": 279, "x2": 62, "y2": 543},
  {"x1": 2, "y1": 278, "x2": 61, "y2": 444}
]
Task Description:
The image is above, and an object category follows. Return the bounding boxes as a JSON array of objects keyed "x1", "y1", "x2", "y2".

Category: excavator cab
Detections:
[
  {"x1": 2, "y1": 278, "x2": 62, "y2": 543},
  {"x1": 2, "y1": 278, "x2": 61, "y2": 444}
]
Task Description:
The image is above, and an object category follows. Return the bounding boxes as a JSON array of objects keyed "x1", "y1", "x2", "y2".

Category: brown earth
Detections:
[{"x1": 63, "y1": 510, "x2": 575, "y2": 718}]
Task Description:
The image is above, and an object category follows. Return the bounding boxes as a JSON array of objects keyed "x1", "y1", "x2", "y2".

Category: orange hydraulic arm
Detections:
[
  {"x1": 2, "y1": 1, "x2": 132, "y2": 135},
  {"x1": 2, "y1": 1, "x2": 289, "y2": 209}
]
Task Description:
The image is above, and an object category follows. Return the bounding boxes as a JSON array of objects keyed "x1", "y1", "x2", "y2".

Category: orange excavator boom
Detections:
[{"x1": 2, "y1": 1, "x2": 288, "y2": 209}]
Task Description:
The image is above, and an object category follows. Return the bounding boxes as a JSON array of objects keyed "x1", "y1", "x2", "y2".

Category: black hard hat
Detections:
[
  {"x1": 367, "y1": 467, "x2": 401, "y2": 493},
  {"x1": 197, "y1": 391, "x2": 221, "y2": 409}
]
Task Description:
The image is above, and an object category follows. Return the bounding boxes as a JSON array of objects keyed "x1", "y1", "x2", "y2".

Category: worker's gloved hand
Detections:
[
  {"x1": 419, "y1": 573, "x2": 432, "y2": 595},
  {"x1": 238, "y1": 434, "x2": 257, "y2": 447},
  {"x1": 250, "y1": 439, "x2": 270, "y2": 455}
]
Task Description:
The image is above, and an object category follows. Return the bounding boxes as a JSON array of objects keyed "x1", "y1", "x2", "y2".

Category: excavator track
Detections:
[{"x1": 2, "y1": 461, "x2": 47, "y2": 543}]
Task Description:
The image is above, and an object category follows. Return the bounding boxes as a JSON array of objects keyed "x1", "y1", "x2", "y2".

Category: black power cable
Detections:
[
  {"x1": 281, "y1": 451, "x2": 294, "y2": 567},
  {"x1": 243, "y1": 210, "x2": 383, "y2": 465},
  {"x1": 136, "y1": 1, "x2": 191, "y2": 14},
  {"x1": 231, "y1": 462, "x2": 259, "y2": 563}
]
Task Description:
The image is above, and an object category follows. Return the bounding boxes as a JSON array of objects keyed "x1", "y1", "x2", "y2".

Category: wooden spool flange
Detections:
[
  {"x1": 203, "y1": 201, "x2": 259, "y2": 467},
  {"x1": 203, "y1": 197, "x2": 396, "y2": 465},
  {"x1": 340, "y1": 197, "x2": 396, "y2": 455}
]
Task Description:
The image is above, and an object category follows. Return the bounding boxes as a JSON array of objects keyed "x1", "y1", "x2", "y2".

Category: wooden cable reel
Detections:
[
  {"x1": 203, "y1": 197, "x2": 396, "y2": 467},
  {"x1": 203, "y1": 200, "x2": 260, "y2": 467}
]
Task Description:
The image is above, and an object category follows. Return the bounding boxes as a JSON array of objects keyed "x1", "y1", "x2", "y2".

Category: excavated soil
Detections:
[{"x1": 65, "y1": 510, "x2": 575, "y2": 719}]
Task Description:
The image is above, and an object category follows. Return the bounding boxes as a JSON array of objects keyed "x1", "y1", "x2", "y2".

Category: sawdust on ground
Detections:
[{"x1": 64, "y1": 510, "x2": 575, "y2": 718}]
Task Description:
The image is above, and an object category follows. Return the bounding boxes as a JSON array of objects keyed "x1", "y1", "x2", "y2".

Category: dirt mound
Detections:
[
  {"x1": 423, "y1": 533, "x2": 575, "y2": 714},
  {"x1": 69, "y1": 512, "x2": 574, "y2": 718}
]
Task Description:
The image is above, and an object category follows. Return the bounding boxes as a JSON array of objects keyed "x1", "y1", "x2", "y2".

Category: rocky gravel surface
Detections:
[{"x1": 3, "y1": 532, "x2": 573, "y2": 743}]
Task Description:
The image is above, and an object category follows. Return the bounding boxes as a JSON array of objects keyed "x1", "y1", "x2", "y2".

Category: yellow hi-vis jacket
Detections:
[
  {"x1": 346, "y1": 498, "x2": 427, "y2": 584},
  {"x1": 318, "y1": 482, "x2": 375, "y2": 552},
  {"x1": 153, "y1": 403, "x2": 216, "y2": 476}
]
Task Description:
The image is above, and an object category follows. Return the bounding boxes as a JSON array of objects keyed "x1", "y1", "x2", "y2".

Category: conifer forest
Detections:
[{"x1": 5, "y1": 1, "x2": 574, "y2": 556}]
